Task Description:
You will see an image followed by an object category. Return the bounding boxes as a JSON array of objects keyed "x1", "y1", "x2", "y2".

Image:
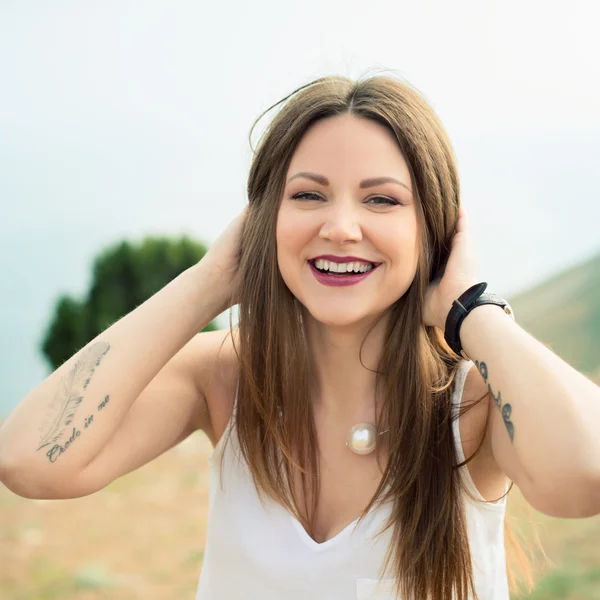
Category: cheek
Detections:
[
  {"x1": 276, "y1": 204, "x2": 294, "y2": 244},
  {"x1": 276, "y1": 206, "x2": 312, "y2": 256},
  {"x1": 276, "y1": 210, "x2": 303, "y2": 277},
  {"x1": 379, "y1": 222, "x2": 418, "y2": 261}
]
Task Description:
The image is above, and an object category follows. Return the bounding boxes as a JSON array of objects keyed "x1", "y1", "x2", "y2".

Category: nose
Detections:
[{"x1": 318, "y1": 203, "x2": 363, "y2": 244}]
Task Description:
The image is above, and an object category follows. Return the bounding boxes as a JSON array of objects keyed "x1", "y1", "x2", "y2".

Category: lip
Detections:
[
  {"x1": 308, "y1": 260, "x2": 379, "y2": 287},
  {"x1": 309, "y1": 254, "x2": 380, "y2": 265}
]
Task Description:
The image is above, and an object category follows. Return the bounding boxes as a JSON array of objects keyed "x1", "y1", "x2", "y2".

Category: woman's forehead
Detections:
[{"x1": 286, "y1": 116, "x2": 410, "y2": 185}]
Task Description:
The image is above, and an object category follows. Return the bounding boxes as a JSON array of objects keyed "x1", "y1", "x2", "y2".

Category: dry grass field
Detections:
[{"x1": 1, "y1": 429, "x2": 600, "y2": 599}]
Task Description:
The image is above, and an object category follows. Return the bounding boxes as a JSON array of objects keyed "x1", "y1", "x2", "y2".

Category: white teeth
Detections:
[{"x1": 313, "y1": 259, "x2": 374, "y2": 273}]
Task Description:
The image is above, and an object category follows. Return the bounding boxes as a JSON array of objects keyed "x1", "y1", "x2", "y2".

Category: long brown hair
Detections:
[{"x1": 221, "y1": 72, "x2": 537, "y2": 599}]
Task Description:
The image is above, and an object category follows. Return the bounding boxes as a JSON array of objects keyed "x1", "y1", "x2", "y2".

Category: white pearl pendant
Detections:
[{"x1": 346, "y1": 423, "x2": 377, "y2": 455}]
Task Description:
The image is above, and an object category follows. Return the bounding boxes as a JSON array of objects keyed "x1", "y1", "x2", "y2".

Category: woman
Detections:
[{"x1": 1, "y1": 74, "x2": 599, "y2": 600}]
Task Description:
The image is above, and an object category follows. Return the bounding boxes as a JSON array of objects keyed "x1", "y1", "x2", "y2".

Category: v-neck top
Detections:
[{"x1": 195, "y1": 359, "x2": 509, "y2": 599}]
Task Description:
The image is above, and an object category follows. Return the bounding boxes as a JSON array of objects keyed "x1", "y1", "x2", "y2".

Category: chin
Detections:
[{"x1": 302, "y1": 304, "x2": 380, "y2": 329}]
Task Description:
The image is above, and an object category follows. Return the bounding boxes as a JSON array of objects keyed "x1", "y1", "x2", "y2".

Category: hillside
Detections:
[{"x1": 507, "y1": 249, "x2": 600, "y2": 379}]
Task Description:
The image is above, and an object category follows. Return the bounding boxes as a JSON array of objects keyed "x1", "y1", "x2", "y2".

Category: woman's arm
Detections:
[
  {"x1": 458, "y1": 303, "x2": 600, "y2": 518},
  {"x1": 0, "y1": 263, "x2": 227, "y2": 498},
  {"x1": 0, "y1": 209, "x2": 245, "y2": 498}
]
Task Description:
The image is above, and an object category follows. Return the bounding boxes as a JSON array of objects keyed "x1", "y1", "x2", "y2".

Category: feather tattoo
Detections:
[{"x1": 36, "y1": 341, "x2": 110, "y2": 451}]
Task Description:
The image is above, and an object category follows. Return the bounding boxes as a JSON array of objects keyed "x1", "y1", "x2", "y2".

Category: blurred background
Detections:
[{"x1": 1, "y1": 0, "x2": 599, "y2": 598}]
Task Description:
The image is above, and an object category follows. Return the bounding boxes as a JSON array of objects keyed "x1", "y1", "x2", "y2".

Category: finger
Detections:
[{"x1": 456, "y1": 204, "x2": 469, "y2": 234}]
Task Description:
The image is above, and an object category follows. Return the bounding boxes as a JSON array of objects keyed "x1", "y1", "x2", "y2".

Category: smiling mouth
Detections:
[{"x1": 308, "y1": 259, "x2": 379, "y2": 276}]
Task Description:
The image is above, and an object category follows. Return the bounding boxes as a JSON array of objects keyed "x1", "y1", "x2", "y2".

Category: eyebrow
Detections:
[{"x1": 286, "y1": 171, "x2": 412, "y2": 193}]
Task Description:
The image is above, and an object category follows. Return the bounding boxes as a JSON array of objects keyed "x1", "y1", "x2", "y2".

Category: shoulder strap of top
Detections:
[
  {"x1": 451, "y1": 360, "x2": 473, "y2": 469},
  {"x1": 451, "y1": 360, "x2": 509, "y2": 507}
]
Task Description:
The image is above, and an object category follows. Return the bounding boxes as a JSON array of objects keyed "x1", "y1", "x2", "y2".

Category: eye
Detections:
[
  {"x1": 367, "y1": 196, "x2": 401, "y2": 206},
  {"x1": 291, "y1": 192, "x2": 402, "y2": 206},
  {"x1": 291, "y1": 192, "x2": 323, "y2": 201}
]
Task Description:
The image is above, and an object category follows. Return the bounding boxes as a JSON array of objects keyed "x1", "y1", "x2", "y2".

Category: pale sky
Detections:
[{"x1": 1, "y1": 0, "x2": 599, "y2": 415}]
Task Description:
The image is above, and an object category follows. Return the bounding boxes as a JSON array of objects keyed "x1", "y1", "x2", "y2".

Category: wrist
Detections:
[
  {"x1": 188, "y1": 263, "x2": 233, "y2": 325},
  {"x1": 443, "y1": 283, "x2": 515, "y2": 360},
  {"x1": 459, "y1": 303, "x2": 512, "y2": 356}
]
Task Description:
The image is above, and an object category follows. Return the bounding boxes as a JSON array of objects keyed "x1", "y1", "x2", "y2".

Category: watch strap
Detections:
[{"x1": 444, "y1": 283, "x2": 515, "y2": 361}]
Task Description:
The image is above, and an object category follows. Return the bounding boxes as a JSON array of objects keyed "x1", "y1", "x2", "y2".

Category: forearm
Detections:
[
  {"x1": 459, "y1": 304, "x2": 600, "y2": 489},
  {"x1": 0, "y1": 262, "x2": 224, "y2": 482}
]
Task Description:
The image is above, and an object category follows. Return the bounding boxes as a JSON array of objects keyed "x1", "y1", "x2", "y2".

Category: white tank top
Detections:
[{"x1": 195, "y1": 359, "x2": 509, "y2": 599}]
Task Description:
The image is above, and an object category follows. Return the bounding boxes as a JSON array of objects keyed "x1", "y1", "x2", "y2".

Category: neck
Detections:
[{"x1": 303, "y1": 309, "x2": 390, "y2": 419}]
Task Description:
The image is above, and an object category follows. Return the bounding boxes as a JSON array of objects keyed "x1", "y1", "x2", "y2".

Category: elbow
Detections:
[
  {"x1": 586, "y1": 468, "x2": 600, "y2": 518},
  {"x1": 571, "y1": 476, "x2": 600, "y2": 518},
  {"x1": 0, "y1": 460, "x2": 49, "y2": 499},
  {"x1": 524, "y1": 470, "x2": 600, "y2": 518},
  {"x1": 0, "y1": 457, "x2": 86, "y2": 500},
  {"x1": 563, "y1": 458, "x2": 600, "y2": 518},
  {"x1": 0, "y1": 434, "x2": 45, "y2": 498}
]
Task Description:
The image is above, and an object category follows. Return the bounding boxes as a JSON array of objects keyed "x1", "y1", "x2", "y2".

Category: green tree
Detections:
[{"x1": 41, "y1": 235, "x2": 218, "y2": 371}]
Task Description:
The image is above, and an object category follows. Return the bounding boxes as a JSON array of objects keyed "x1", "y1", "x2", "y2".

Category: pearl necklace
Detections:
[
  {"x1": 278, "y1": 407, "x2": 388, "y2": 456},
  {"x1": 346, "y1": 423, "x2": 390, "y2": 455}
]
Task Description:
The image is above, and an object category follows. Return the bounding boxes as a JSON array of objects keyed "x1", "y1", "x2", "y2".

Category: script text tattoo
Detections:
[
  {"x1": 44, "y1": 395, "x2": 111, "y2": 463},
  {"x1": 35, "y1": 340, "x2": 111, "y2": 462}
]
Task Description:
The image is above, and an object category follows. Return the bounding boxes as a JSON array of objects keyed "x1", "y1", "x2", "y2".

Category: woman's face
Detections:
[{"x1": 276, "y1": 113, "x2": 420, "y2": 327}]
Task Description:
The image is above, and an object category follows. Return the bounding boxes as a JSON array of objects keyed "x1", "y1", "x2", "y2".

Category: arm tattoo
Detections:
[
  {"x1": 37, "y1": 341, "x2": 110, "y2": 454},
  {"x1": 475, "y1": 359, "x2": 515, "y2": 442}
]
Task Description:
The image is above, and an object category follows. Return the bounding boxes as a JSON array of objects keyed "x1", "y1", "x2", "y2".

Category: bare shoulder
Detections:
[
  {"x1": 459, "y1": 362, "x2": 510, "y2": 501},
  {"x1": 186, "y1": 328, "x2": 240, "y2": 447}
]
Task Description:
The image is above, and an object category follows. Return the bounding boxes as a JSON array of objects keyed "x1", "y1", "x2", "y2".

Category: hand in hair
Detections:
[
  {"x1": 201, "y1": 205, "x2": 248, "y2": 312},
  {"x1": 423, "y1": 204, "x2": 478, "y2": 330}
]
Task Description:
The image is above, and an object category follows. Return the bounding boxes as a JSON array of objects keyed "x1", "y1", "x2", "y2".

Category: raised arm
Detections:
[{"x1": 0, "y1": 208, "x2": 247, "y2": 499}]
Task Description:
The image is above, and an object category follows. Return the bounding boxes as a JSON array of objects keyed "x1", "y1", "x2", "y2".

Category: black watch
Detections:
[{"x1": 444, "y1": 282, "x2": 515, "y2": 361}]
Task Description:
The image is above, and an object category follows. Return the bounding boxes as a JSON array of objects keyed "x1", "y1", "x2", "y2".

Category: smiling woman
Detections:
[
  {"x1": 0, "y1": 72, "x2": 548, "y2": 600},
  {"x1": 194, "y1": 74, "x2": 534, "y2": 600}
]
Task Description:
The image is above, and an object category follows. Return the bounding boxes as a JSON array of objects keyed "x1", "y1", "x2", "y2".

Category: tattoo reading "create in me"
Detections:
[
  {"x1": 36, "y1": 341, "x2": 111, "y2": 463},
  {"x1": 475, "y1": 359, "x2": 515, "y2": 442}
]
